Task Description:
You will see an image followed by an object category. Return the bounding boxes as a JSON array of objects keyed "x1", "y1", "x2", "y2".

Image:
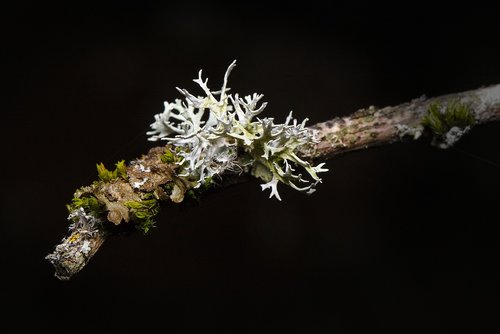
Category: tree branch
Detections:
[
  {"x1": 46, "y1": 84, "x2": 500, "y2": 280},
  {"x1": 301, "y1": 84, "x2": 500, "y2": 159}
]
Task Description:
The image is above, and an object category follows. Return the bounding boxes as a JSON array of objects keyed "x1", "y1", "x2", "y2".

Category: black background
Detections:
[{"x1": 3, "y1": 1, "x2": 500, "y2": 333}]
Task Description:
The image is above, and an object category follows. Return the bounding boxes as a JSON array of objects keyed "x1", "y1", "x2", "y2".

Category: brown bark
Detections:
[{"x1": 301, "y1": 84, "x2": 500, "y2": 159}]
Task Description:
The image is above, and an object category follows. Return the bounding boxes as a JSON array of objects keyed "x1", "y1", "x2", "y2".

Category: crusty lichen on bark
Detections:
[{"x1": 46, "y1": 209, "x2": 106, "y2": 280}]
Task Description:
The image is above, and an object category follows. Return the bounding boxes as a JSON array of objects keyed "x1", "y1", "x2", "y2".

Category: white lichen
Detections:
[
  {"x1": 477, "y1": 85, "x2": 500, "y2": 120},
  {"x1": 137, "y1": 164, "x2": 151, "y2": 173},
  {"x1": 132, "y1": 177, "x2": 148, "y2": 189},
  {"x1": 434, "y1": 126, "x2": 471, "y2": 149},
  {"x1": 46, "y1": 208, "x2": 102, "y2": 278},
  {"x1": 67, "y1": 207, "x2": 100, "y2": 236},
  {"x1": 395, "y1": 124, "x2": 423, "y2": 140},
  {"x1": 80, "y1": 240, "x2": 91, "y2": 255},
  {"x1": 147, "y1": 61, "x2": 328, "y2": 200}
]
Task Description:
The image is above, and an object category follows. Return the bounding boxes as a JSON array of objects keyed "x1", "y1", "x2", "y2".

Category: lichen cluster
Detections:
[
  {"x1": 62, "y1": 62, "x2": 328, "y2": 238},
  {"x1": 147, "y1": 61, "x2": 327, "y2": 200}
]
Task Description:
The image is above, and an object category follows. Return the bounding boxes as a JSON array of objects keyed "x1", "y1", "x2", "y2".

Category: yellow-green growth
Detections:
[
  {"x1": 185, "y1": 176, "x2": 214, "y2": 201},
  {"x1": 422, "y1": 101, "x2": 475, "y2": 136},
  {"x1": 67, "y1": 195, "x2": 104, "y2": 217},
  {"x1": 124, "y1": 198, "x2": 160, "y2": 234},
  {"x1": 96, "y1": 160, "x2": 128, "y2": 182},
  {"x1": 160, "y1": 149, "x2": 175, "y2": 163},
  {"x1": 160, "y1": 147, "x2": 181, "y2": 164}
]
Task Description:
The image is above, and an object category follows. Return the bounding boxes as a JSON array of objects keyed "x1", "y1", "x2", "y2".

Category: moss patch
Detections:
[
  {"x1": 160, "y1": 148, "x2": 176, "y2": 163},
  {"x1": 66, "y1": 146, "x2": 204, "y2": 235},
  {"x1": 124, "y1": 198, "x2": 160, "y2": 234},
  {"x1": 96, "y1": 160, "x2": 128, "y2": 182},
  {"x1": 422, "y1": 100, "x2": 475, "y2": 136},
  {"x1": 67, "y1": 195, "x2": 104, "y2": 217}
]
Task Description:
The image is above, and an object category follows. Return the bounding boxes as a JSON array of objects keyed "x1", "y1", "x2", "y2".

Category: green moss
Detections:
[
  {"x1": 161, "y1": 182, "x2": 174, "y2": 193},
  {"x1": 422, "y1": 100, "x2": 475, "y2": 136},
  {"x1": 160, "y1": 148, "x2": 176, "y2": 163},
  {"x1": 67, "y1": 147, "x2": 216, "y2": 232},
  {"x1": 114, "y1": 160, "x2": 127, "y2": 179},
  {"x1": 67, "y1": 195, "x2": 105, "y2": 216},
  {"x1": 124, "y1": 198, "x2": 160, "y2": 234},
  {"x1": 202, "y1": 176, "x2": 213, "y2": 189},
  {"x1": 96, "y1": 160, "x2": 128, "y2": 182},
  {"x1": 186, "y1": 189, "x2": 197, "y2": 200},
  {"x1": 184, "y1": 176, "x2": 213, "y2": 201}
]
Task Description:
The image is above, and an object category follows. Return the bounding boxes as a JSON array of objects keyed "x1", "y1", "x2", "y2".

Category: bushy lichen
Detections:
[
  {"x1": 62, "y1": 62, "x2": 329, "y2": 239},
  {"x1": 147, "y1": 61, "x2": 328, "y2": 200}
]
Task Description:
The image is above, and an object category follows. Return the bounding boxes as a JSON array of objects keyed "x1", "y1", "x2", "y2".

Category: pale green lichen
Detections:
[{"x1": 147, "y1": 61, "x2": 328, "y2": 200}]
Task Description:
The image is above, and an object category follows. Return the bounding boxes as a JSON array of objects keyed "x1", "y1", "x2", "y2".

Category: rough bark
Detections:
[
  {"x1": 301, "y1": 84, "x2": 500, "y2": 159},
  {"x1": 46, "y1": 216, "x2": 107, "y2": 280},
  {"x1": 47, "y1": 84, "x2": 500, "y2": 280}
]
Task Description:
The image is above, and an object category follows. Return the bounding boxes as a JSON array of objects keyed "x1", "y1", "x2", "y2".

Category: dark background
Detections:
[{"x1": 3, "y1": 1, "x2": 500, "y2": 333}]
